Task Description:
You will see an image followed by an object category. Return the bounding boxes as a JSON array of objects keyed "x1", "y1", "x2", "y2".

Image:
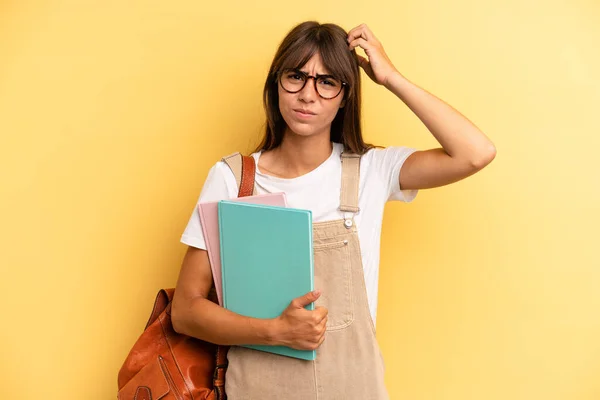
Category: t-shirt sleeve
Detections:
[
  {"x1": 180, "y1": 161, "x2": 238, "y2": 249},
  {"x1": 368, "y1": 146, "x2": 419, "y2": 203}
]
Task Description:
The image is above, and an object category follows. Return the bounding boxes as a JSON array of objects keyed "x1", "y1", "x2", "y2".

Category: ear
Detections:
[{"x1": 339, "y1": 99, "x2": 346, "y2": 108}]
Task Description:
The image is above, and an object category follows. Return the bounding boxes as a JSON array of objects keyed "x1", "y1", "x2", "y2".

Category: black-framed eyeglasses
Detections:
[{"x1": 278, "y1": 68, "x2": 347, "y2": 100}]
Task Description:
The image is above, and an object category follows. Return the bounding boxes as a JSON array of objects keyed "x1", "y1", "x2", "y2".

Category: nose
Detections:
[{"x1": 298, "y1": 77, "x2": 318, "y2": 102}]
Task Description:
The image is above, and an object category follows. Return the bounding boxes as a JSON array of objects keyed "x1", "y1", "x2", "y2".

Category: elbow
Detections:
[
  {"x1": 470, "y1": 144, "x2": 496, "y2": 170},
  {"x1": 170, "y1": 300, "x2": 189, "y2": 335}
]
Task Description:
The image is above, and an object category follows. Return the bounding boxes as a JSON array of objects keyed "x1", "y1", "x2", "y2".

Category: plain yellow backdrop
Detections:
[{"x1": 1, "y1": 0, "x2": 599, "y2": 399}]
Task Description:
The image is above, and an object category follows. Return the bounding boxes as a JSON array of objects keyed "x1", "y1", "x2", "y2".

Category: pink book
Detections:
[{"x1": 198, "y1": 193, "x2": 288, "y2": 305}]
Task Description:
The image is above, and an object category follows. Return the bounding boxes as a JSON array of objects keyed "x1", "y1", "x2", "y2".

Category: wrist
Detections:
[
  {"x1": 384, "y1": 70, "x2": 408, "y2": 93},
  {"x1": 262, "y1": 317, "x2": 284, "y2": 346}
]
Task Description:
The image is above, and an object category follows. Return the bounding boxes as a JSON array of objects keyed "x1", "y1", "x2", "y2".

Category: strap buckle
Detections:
[
  {"x1": 213, "y1": 361, "x2": 229, "y2": 379},
  {"x1": 340, "y1": 151, "x2": 361, "y2": 159}
]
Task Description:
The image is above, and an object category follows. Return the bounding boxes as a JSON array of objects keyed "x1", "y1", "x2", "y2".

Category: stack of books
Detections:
[{"x1": 198, "y1": 193, "x2": 316, "y2": 360}]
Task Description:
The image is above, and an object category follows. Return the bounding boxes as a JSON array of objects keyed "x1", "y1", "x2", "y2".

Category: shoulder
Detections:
[
  {"x1": 360, "y1": 145, "x2": 419, "y2": 202},
  {"x1": 362, "y1": 145, "x2": 417, "y2": 163},
  {"x1": 361, "y1": 145, "x2": 418, "y2": 174},
  {"x1": 199, "y1": 159, "x2": 238, "y2": 200}
]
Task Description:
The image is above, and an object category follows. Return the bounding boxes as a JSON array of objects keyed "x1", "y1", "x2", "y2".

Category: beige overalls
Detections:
[{"x1": 222, "y1": 151, "x2": 389, "y2": 400}]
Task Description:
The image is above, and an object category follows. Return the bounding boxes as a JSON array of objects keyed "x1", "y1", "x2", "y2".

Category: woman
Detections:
[{"x1": 172, "y1": 21, "x2": 496, "y2": 399}]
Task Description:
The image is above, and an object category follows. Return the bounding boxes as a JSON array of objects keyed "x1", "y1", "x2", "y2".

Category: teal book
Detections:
[{"x1": 217, "y1": 200, "x2": 316, "y2": 360}]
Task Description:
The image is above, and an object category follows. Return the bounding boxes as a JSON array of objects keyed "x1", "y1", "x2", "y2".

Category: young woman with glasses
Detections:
[{"x1": 172, "y1": 21, "x2": 496, "y2": 399}]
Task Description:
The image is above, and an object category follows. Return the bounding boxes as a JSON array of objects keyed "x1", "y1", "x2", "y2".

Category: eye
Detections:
[
  {"x1": 318, "y1": 77, "x2": 339, "y2": 87},
  {"x1": 286, "y1": 70, "x2": 305, "y2": 81}
]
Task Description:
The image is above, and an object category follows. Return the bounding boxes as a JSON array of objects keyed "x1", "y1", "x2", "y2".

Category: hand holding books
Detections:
[{"x1": 271, "y1": 290, "x2": 328, "y2": 351}]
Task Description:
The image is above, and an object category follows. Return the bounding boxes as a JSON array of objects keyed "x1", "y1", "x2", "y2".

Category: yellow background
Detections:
[{"x1": 1, "y1": 0, "x2": 599, "y2": 399}]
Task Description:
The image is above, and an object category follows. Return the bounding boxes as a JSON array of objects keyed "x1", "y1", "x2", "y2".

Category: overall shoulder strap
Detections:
[
  {"x1": 340, "y1": 151, "x2": 361, "y2": 213},
  {"x1": 221, "y1": 152, "x2": 256, "y2": 197}
]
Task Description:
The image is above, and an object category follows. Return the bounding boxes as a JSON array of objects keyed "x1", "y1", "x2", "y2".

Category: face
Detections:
[{"x1": 277, "y1": 52, "x2": 346, "y2": 140}]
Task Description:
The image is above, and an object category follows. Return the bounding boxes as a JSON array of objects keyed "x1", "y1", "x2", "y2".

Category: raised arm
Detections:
[{"x1": 347, "y1": 23, "x2": 496, "y2": 190}]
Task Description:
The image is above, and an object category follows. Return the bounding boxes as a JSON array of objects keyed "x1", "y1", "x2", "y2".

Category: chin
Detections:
[
  {"x1": 289, "y1": 126, "x2": 323, "y2": 139},
  {"x1": 283, "y1": 119, "x2": 318, "y2": 137},
  {"x1": 290, "y1": 126, "x2": 316, "y2": 136}
]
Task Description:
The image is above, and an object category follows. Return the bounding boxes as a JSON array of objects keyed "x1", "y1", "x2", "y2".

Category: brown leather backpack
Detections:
[{"x1": 117, "y1": 153, "x2": 256, "y2": 400}]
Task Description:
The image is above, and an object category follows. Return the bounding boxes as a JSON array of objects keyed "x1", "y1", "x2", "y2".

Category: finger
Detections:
[
  {"x1": 292, "y1": 290, "x2": 321, "y2": 308},
  {"x1": 356, "y1": 54, "x2": 369, "y2": 69},
  {"x1": 347, "y1": 24, "x2": 371, "y2": 42},
  {"x1": 349, "y1": 37, "x2": 371, "y2": 52},
  {"x1": 347, "y1": 29, "x2": 367, "y2": 42},
  {"x1": 318, "y1": 316, "x2": 328, "y2": 331},
  {"x1": 315, "y1": 309, "x2": 328, "y2": 324},
  {"x1": 314, "y1": 305, "x2": 328, "y2": 317},
  {"x1": 360, "y1": 24, "x2": 376, "y2": 40},
  {"x1": 318, "y1": 332, "x2": 326, "y2": 346}
]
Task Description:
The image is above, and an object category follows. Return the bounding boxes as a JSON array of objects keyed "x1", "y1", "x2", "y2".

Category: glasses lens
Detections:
[
  {"x1": 316, "y1": 76, "x2": 342, "y2": 99},
  {"x1": 280, "y1": 69, "x2": 306, "y2": 93}
]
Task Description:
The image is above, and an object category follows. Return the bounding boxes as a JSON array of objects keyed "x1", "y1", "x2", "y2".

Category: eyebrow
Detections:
[{"x1": 297, "y1": 69, "x2": 334, "y2": 77}]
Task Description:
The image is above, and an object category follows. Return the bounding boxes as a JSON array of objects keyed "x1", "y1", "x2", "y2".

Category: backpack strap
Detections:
[
  {"x1": 339, "y1": 151, "x2": 361, "y2": 213},
  {"x1": 214, "y1": 151, "x2": 258, "y2": 398},
  {"x1": 222, "y1": 152, "x2": 256, "y2": 197}
]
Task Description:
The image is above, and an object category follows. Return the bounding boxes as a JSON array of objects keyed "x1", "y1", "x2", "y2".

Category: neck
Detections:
[{"x1": 271, "y1": 130, "x2": 333, "y2": 177}]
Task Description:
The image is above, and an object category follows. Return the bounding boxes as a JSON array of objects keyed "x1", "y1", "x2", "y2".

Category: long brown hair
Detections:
[{"x1": 254, "y1": 21, "x2": 375, "y2": 155}]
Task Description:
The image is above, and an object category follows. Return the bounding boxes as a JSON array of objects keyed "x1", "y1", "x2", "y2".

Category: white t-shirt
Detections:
[{"x1": 181, "y1": 142, "x2": 419, "y2": 325}]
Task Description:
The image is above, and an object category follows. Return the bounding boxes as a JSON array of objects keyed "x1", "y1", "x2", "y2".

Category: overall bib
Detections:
[{"x1": 223, "y1": 151, "x2": 389, "y2": 400}]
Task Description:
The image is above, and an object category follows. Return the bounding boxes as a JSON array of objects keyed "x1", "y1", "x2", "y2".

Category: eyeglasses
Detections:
[{"x1": 278, "y1": 68, "x2": 347, "y2": 100}]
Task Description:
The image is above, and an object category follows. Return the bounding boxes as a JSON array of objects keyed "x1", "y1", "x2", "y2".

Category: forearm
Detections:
[
  {"x1": 173, "y1": 296, "x2": 280, "y2": 346},
  {"x1": 384, "y1": 72, "x2": 496, "y2": 164}
]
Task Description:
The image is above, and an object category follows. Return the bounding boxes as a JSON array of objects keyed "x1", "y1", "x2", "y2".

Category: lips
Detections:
[{"x1": 293, "y1": 109, "x2": 316, "y2": 115}]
